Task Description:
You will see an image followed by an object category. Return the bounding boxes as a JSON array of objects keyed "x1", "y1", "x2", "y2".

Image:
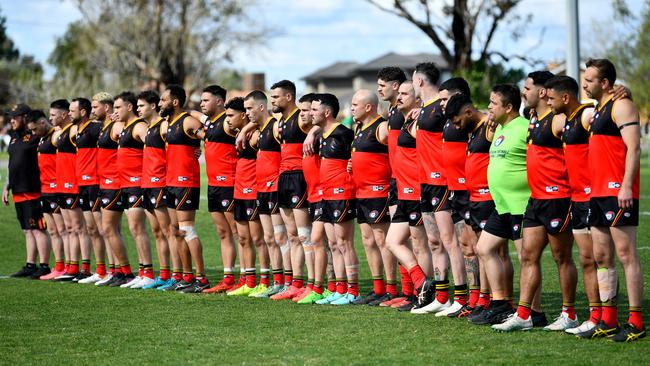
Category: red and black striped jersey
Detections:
[
  {"x1": 55, "y1": 124, "x2": 78, "y2": 194},
  {"x1": 351, "y1": 116, "x2": 390, "y2": 198},
  {"x1": 117, "y1": 118, "x2": 146, "y2": 188},
  {"x1": 395, "y1": 119, "x2": 420, "y2": 201},
  {"x1": 234, "y1": 140, "x2": 258, "y2": 200},
  {"x1": 97, "y1": 121, "x2": 120, "y2": 189},
  {"x1": 166, "y1": 112, "x2": 201, "y2": 188},
  {"x1": 142, "y1": 118, "x2": 166, "y2": 188},
  {"x1": 75, "y1": 120, "x2": 101, "y2": 186},
  {"x1": 589, "y1": 96, "x2": 640, "y2": 198},
  {"x1": 442, "y1": 120, "x2": 469, "y2": 191},
  {"x1": 319, "y1": 123, "x2": 355, "y2": 200},
  {"x1": 417, "y1": 99, "x2": 446, "y2": 185},
  {"x1": 204, "y1": 111, "x2": 237, "y2": 187},
  {"x1": 38, "y1": 128, "x2": 58, "y2": 194},
  {"x1": 279, "y1": 108, "x2": 308, "y2": 173},
  {"x1": 257, "y1": 117, "x2": 281, "y2": 192},
  {"x1": 465, "y1": 121, "x2": 492, "y2": 202},
  {"x1": 526, "y1": 110, "x2": 570, "y2": 199},
  {"x1": 562, "y1": 104, "x2": 592, "y2": 202}
]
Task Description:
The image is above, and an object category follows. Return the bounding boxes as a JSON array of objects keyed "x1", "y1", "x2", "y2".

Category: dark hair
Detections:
[
  {"x1": 440, "y1": 77, "x2": 471, "y2": 98},
  {"x1": 50, "y1": 99, "x2": 70, "y2": 111},
  {"x1": 224, "y1": 97, "x2": 245, "y2": 112},
  {"x1": 25, "y1": 110, "x2": 47, "y2": 124},
  {"x1": 544, "y1": 75, "x2": 580, "y2": 98},
  {"x1": 527, "y1": 71, "x2": 555, "y2": 87},
  {"x1": 298, "y1": 93, "x2": 317, "y2": 103},
  {"x1": 491, "y1": 84, "x2": 521, "y2": 111},
  {"x1": 245, "y1": 90, "x2": 267, "y2": 103},
  {"x1": 315, "y1": 93, "x2": 340, "y2": 118},
  {"x1": 444, "y1": 93, "x2": 473, "y2": 120},
  {"x1": 414, "y1": 62, "x2": 440, "y2": 85},
  {"x1": 166, "y1": 84, "x2": 187, "y2": 108},
  {"x1": 270, "y1": 79, "x2": 296, "y2": 98},
  {"x1": 137, "y1": 90, "x2": 160, "y2": 112},
  {"x1": 203, "y1": 84, "x2": 227, "y2": 100},
  {"x1": 115, "y1": 91, "x2": 137, "y2": 108},
  {"x1": 378, "y1": 66, "x2": 407, "y2": 84},
  {"x1": 586, "y1": 58, "x2": 617, "y2": 86},
  {"x1": 72, "y1": 97, "x2": 92, "y2": 116}
]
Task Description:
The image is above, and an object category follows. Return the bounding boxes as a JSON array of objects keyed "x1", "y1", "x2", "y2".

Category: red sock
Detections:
[
  {"x1": 237, "y1": 274, "x2": 246, "y2": 285},
  {"x1": 64, "y1": 263, "x2": 69, "y2": 273},
  {"x1": 589, "y1": 304, "x2": 602, "y2": 324},
  {"x1": 407, "y1": 265, "x2": 426, "y2": 289},
  {"x1": 109, "y1": 265, "x2": 117, "y2": 274},
  {"x1": 327, "y1": 280, "x2": 336, "y2": 292},
  {"x1": 223, "y1": 273, "x2": 235, "y2": 285},
  {"x1": 399, "y1": 265, "x2": 414, "y2": 295},
  {"x1": 373, "y1": 278, "x2": 386, "y2": 296},
  {"x1": 336, "y1": 280, "x2": 347, "y2": 294},
  {"x1": 453, "y1": 284, "x2": 467, "y2": 305},
  {"x1": 160, "y1": 268, "x2": 171, "y2": 281},
  {"x1": 96, "y1": 262, "x2": 107, "y2": 276},
  {"x1": 477, "y1": 292, "x2": 490, "y2": 308},
  {"x1": 172, "y1": 271, "x2": 183, "y2": 281},
  {"x1": 435, "y1": 280, "x2": 450, "y2": 303},
  {"x1": 68, "y1": 263, "x2": 79, "y2": 275},
  {"x1": 81, "y1": 260, "x2": 90, "y2": 273},
  {"x1": 562, "y1": 304, "x2": 577, "y2": 320},
  {"x1": 517, "y1": 302, "x2": 532, "y2": 319},
  {"x1": 183, "y1": 273, "x2": 195, "y2": 283},
  {"x1": 246, "y1": 273, "x2": 256, "y2": 288},
  {"x1": 272, "y1": 270, "x2": 284, "y2": 285},
  {"x1": 143, "y1": 268, "x2": 155, "y2": 279},
  {"x1": 196, "y1": 275, "x2": 208, "y2": 285},
  {"x1": 260, "y1": 270, "x2": 270, "y2": 286},
  {"x1": 285, "y1": 272, "x2": 293, "y2": 287},
  {"x1": 628, "y1": 307, "x2": 643, "y2": 330},
  {"x1": 348, "y1": 281, "x2": 359, "y2": 296},
  {"x1": 386, "y1": 281, "x2": 398, "y2": 296},
  {"x1": 469, "y1": 289, "x2": 480, "y2": 308},
  {"x1": 121, "y1": 264, "x2": 132, "y2": 276},
  {"x1": 54, "y1": 261, "x2": 65, "y2": 272},
  {"x1": 602, "y1": 305, "x2": 618, "y2": 327},
  {"x1": 292, "y1": 278, "x2": 304, "y2": 289},
  {"x1": 313, "y1": 283, "x2": 324, "y2": 295}
]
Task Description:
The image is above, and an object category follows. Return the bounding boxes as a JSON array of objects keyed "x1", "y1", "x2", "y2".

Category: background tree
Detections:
[{"x1": 48, "y1": 0, "x2": 265, "y2": 98}]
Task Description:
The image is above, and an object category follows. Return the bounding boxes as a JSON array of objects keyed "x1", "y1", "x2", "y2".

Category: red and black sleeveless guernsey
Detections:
[
  {"x1": 351, "y1": 116, "x2": 390, "y2": 198},
  {"x1": 562, "y1": 104, "x2": 592, "y2": 202},
  {"x1": 526, "y1": 110, "x2": 570, "y2": 199},
  {"x1": 589, "y1": 96, "x2": 640, "y2": 199},
  {"x1": 38, "y1": 128, "x2": 58, "y2": 194},
  {"x1": 142, "y1": 118, "x2": 166, "y2": 189},
  {"x1": 395, "y1": 120, "x2": 420, "y2": 201},
  {"x1": 55, "y1": 123, "x2": 78, "y2": 194},
  {"x1": 387, "y1": 104, "x2": 405, "y2": 177},
  {"x1": 257, "y1": 117, "x2": 281, "y2": 192},
  {"x1": 442, "y1": 120, "x2": 469, "y2": 191},
  {"x1": 466, "y1": 120, "x2": 492, "y2": 202},
  {"x1": 303, "y1": 132, "x2": 322, "y2": 203},
  {"x1": 417, "y1": 99, "x2": 446, "y2": 185},
  {"x1": 279, "y1": 108, "x2": 308, "y2": 173},
  {"x1": 234, "y1": 140, "x2": 258, "y2": 200},
  {"x1": 204, "y1": 111, "x2": 237, "y2": 187},
  {"x1": 166, "y1": 112, "x2": 201, "y2": 188},
  {"x1": 118, "y1": 118, "x2": 146, "y2": 188},
  {"x1": 319, "y1": 123, "x2": 355, "y2": 200},
  {"x1": 97, "y1": 121, "x2": 120, "y2": 189},
  {"x1": 75, "y1": 120, "x2": 101, "y2": 186}
]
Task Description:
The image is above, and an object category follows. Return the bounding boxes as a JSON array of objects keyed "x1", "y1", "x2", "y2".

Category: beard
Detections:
[
  {"x1": 159, "y1": 106, "x2": 174, "y2": 118},
  {"x1": 272, "y1": 105, "x2": 283, "y2": 114}
]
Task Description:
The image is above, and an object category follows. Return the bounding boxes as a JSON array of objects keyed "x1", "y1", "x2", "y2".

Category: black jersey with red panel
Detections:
[
  {"x1": 117, "y1": 118, "x2": 146, "y2": 188},
  {"x1": 278, "y1": 109, "x2": 307, "y2": 173},
  {"x1": 526, "y1": 110, "x2": 571, "y2": 199},
  {"x1": 417, "y1": 99, "x2": 446, "y2": 185},
  {"x1": 75, "y1": 120, "x2": 101, "y2": 186},
  {"x1": 257, "y1": 117, "x2": 281, "y2": 192},
  {"x1": 351, "y1": 116, "x2": 390, "y2": 198},
  {"x1": 442, "y1": 120, "x2": 469, "y2": 191},
  {"x1": 97, "y1": 121, "x2": 120, "y2": 189},
  {"x1": 204, "y1": 111, "x2": 237, "y2": 187},
  {"x1": 55, "y1": 124, "x2": 78, "y2": 194},
  {"x1": 562, "y1": 104, "x2": 592, "y2": 202},
  {"x1": 166, "y1": 112, "x2": 201, "y2": 188},
  {"x1": 394, "y1": 119, "x2": 420, "y2": 201},
  {"x1": 319, "y1": 123, "x2": 355, "y2": 200},
  {"x1": 466, "y1": 121, "x2": 492, "y2": 202},
  {"x1": 37, "y1": 128, "x2": 58, "y2": 194},
  {"x1": 142, "y1": 118, "x2": 166, "y2": 189}
]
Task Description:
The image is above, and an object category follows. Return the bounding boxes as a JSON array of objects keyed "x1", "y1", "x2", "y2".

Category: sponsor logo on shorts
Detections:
[
  {"x1": 79, "y1": 198, "x2": 84, "y2": 204},
  {"x1": 150, "y1": 197, "x2": 156, "y2": 204},
  {"x1": 624, "y1": 212, "x2": 631, "y2": 218},
  {"x1": 101, "y1": 198, "x2": 109, "y2": 205},
  {"x1": 291, "y1": 195, "x2": 299, "y2": 203},
  {"x1": 480, "y1": 220, "x2": 487, "y2": 229},
  {"x1": 545, "y1": 186, "x2": 559, "y2": 193},
  {"x1": 431, "y1": 198, "x2": 439, "y2": 207},
  {"x1": 222, "y1": 199, "x2": 230, "y2": 207},
  {"x1": 608, "y1": 182, "x2": 621, "y2": 189},
  {"x1": 605, "y1": 211, "x2": 615, "y2": 221},
  {"x1": 129, "y1": 176, "x2": 140, "y2": 182},
  {"x1": 186, "y1": 200, "x2": 192, "y2": 204},
  {"x1": 66, "y1": 198, "x2": 73, "y2": 205},
  {"x1": 129, "y1": 195, "x2": 137, "y2": 203},
  {"x1": 464, "y1": 211, "x2": 470, "y2": 219},
  {"x1": 268, "y1": 202, "x2": 274, "y2": 209},
  {"x1": 372, "y1": 185, "x2": 385, "y2": 192},
  {"x1": 50, "y1": 202, "x2": 57, "y2": 209},
  {"x1": 550, "y1": 218, "x2": 561, "y2": 228},
  {"x1": 409, "y1": 212, "x2": 418, "y2": 220},
  {"x1": 430, "y1": 172, "x2": 441, "y2": 179},
  {"x1": 333, "y1": 210, "x2": 341, "y2": 218},
  {"x1": 369, "y1": 210, "x2": 379, "y2": 219},
  {"x1": 513, "y1": 224, "x2": 520, "y2": 232},
  {"x1": 82, "y1": 175, "x2": 91, "y2": 181},
  {"x1": 246, "y1": 208, "x2": 253, "y2": 216},
  {"x1": 494, "y1": 135, "x2": 505, "y2": 146}
]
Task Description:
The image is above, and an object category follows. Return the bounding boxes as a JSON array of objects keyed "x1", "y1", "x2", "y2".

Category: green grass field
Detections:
[{"x1": 1, "y1": 162, "x2": 649, "y2": 365}]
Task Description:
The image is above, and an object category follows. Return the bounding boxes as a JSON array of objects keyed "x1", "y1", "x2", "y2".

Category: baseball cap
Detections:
[{"x1": 8, "y1": 104, "x2": 32, "y2": 117}]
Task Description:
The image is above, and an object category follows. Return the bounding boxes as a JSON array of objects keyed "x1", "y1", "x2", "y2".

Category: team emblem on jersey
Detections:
[
  {"x1": 545, "y1": 186, "x2": 559, "y2": 193},
  {"x1": 409, "y1": 212, "x2": 418, "y2": 220},
  {"x1": 178, "y1": 176, "x2": 188, "y2": 182},
  {"x1": 216, "y1": 176, "x2": 226, "y2": 182},
  {"x1": 222, "y1": 199, "x2": 229, "y2": 207},
  {"x1": 82, "y1": 175, "x2": 91, "y2": 181},
  {"x1": 478, "y1": 188, "x2": 490, "y2": 195},
  {"x1": 608, "y1": 182, "x2": 621, "y2": 189},
  {"x1": 105, "y1": 179, "x2": 113, "y2": 185},
  {"x1": 430, "y1": 172, "x2": 441, "y2": 179},
  {"x1": 404, "y1": 188, "x2": 414, "y2": 194},
  {"x1": 369, "y1": 210, "x2": 379, "y2": 219},
  {"x1": 494, "y1": 135, "x2": 505, "y2": 146},
  {"x1": 606, "y1": 211, "x2": 615, "y2": 221},
  {"x1": 584, "y1": 187, "x2": 591, "y2": 194},
  {"x1": 243, "y1": 188, "x2": 253, "y2": 194},
  {"x1": 550, "y1": 219, "x2": 561, "y2": 228},
  {"x1": 64, "y1": 183, "x2": 73, "y2": 188},
  {"x1": 458, "y1": 178, "x2": 466, "y2": 184},
  {"x1": 333, "y1": 210, "x2": 341, "y2": 218},
  {"x1": 266, "y1": 181, "x2": 275, "y2": 187},
  {"x1": 291, "y1": 195, "x2": 299, "y2": 203},
  {"x1": 334, "y1": 188, "x2": 344, "y2": 194},
  {"x1": 372, "y1": 185, "x2": 385, "y2": 192},
  {"x1": 151, "y1": 177, "x2": 160, "y2": 183}
]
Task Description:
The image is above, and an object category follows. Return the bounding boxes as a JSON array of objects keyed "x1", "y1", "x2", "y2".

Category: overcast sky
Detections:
[{"x1": 0, "y1": 0, "x2": 643, "y2": 92}]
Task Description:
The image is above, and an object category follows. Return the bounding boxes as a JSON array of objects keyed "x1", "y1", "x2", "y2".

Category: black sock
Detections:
[
  {"x1": 26, "y1": 262, "x2": 36, "y2": 268},
  {"x1": 39, "y1": 263, "x2": 50, "y2": 268}
]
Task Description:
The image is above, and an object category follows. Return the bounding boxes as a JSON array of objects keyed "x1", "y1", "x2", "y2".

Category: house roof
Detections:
[{"x1": 303, "y1": 61, "x2": 360, "y2": 82}]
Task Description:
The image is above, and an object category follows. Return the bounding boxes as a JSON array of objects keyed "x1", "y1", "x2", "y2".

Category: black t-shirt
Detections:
[{"x1": 7, "y1": 128, "x2": 41, "y2": 194}]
